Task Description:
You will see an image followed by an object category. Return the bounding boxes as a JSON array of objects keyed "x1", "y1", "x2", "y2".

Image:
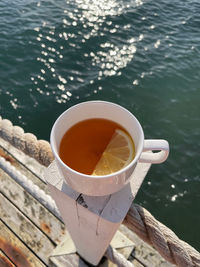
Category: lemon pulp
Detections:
[{"x1": 92, "y1": 129, "x2": 135, "y2": 176}]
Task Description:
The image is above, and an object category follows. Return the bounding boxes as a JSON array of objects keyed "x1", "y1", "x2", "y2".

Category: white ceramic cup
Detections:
[{"x1": 50, "y1": 101, "x2": 169, "y2": 196}]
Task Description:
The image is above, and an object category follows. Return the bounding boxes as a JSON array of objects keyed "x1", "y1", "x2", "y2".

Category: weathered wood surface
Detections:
[
  {"x1": 0, "y1": 220, "x2": 46, "y2": 267},
  {"x1": 50, "y1": 254, "x2": 90, "y2": 267},
  {"x1": 0, "y1": 136, "x2": 175, "y2": 266},
  {"x1": 45, "y1": 160, "x2": 151, "y2": 265},
  {"x1": 120, "y1": 224, "x2": 175, "y2": 267},
  {"x1": 0, "y1": 192, "x2": 55, "y2": 264},
  {"x1": 0, "y1": 137, "x2": 45, "y2": 180},
  {"x1": 0, "y1": 249, "x2": 15, "y2": 267},
  {"x1": 0, "y1": 142, "x2": 47, "y2": 193},
  {"x1": 1, "y1": 168, "x2": 66, "y2": 244}
]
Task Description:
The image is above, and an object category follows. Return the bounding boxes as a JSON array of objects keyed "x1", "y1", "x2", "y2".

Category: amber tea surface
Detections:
[{"x1": 59, "y1": 118, "x2": 135, "y2": 175}]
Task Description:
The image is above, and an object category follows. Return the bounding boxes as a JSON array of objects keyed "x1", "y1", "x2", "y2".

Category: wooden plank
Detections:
[
  {"x1": 0, "y1": 220, "x2": 45, "y2": 267},
  {"x1": 0, "y1": 170, "x2": 89, "y2": 267},
  {"x1": 0, "y1": 168, "x2": 66, "y2": 245},
  {"x1": 0, "y1": 249, "x2": 15, "y2": 267},
  {"x1": 45, "y1": 161, "x2": 151, "y2": 265},
  {"x1": 128, "y1": 258, "x2": 145, "y2": 267},
  {"x1": 0, "y1": 144, "x2": 48, "y2": 193},
  {"x1": 45, "y1": 163, "x2": 114, "y2": 265},
  {"x1": 0, "y1": 137, "x2": 45, "y2": 180},
  {"x1": 119, "y1": 225, "x2": 175, "y2": 267},
  {"x1": 0, "y1": 193, "x2": 55, "y2": 265},
  {"x1": 50, "y1": 254, "x2": 89, "y2": 267}
]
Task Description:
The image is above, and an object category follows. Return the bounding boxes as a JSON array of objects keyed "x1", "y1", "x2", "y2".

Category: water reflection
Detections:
[
  {"x1": 91, "y1": 42, "x2": 137, "y2": 77},
  {"x1": 1, "y1": 0, "x2": 200, "y2": 250},
  {"x1": 31, "y1": 0, "x2": 144, "y2": 103}
]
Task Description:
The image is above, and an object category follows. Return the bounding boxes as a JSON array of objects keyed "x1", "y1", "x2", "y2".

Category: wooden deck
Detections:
[{"x1": 0, "y1": 137, "x2": 174, "y2": 267}]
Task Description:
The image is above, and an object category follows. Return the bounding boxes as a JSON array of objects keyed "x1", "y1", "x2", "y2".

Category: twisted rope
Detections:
[
  {"x1": 0, "y1": 116, "x2": 54, "y2": 166},
  {"x1": 0, "y1": 156, "x2": 61, "y2": 220},
  {"x1": 0, "y1": 117, "x2": 200, "y2": 266},
  {"x1": 124, "y1": 205, "x2": 200, "y2": 267},
  {"x1": 105, "y1": 245, "x2": 134, "y2": 267},
  {"x1": 0, "y1": 156, "x2": 134, "y2": 267}
]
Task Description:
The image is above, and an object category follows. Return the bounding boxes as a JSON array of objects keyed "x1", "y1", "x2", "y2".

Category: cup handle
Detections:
[{"x1": 139, "y1": 139, "x2": 169, "y2": 164}]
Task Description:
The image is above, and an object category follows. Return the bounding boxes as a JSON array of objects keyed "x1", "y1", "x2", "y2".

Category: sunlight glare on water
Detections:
[
  {"x1": 1, "y1": 0, "x2": 200, "y2": 251},
  {"x1": 29, "y1": 0, "x2": 143, "y2": 104}
]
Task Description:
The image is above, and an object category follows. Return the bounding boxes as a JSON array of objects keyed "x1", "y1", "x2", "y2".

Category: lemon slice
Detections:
[{"x1": 92, "y1": 129, "x2": 135, "y2": 176}]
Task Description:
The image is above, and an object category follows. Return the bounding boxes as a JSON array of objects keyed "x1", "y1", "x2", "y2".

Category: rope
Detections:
[
  {"x1": 0, "y1": 156, "x2": 134, "y2": 267},
  {"x1": 0, "y1": 116, "x2": 54, "y2": 166},
  {"x1": 124, "y1": 205, "x2": 200, "y2": 267},
  {"x1": 0, "y1": 156, "x2": 61, "y2": 221},
  {"x1": 0, "y1": 116, "x2": 200, "y2": 266},
  {"x1": 105, "y1": 245, "x2": 134, "y2": 267}
]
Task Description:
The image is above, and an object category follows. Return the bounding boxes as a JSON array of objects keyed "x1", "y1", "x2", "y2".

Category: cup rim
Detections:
[{"x1": 50, "y1": 100, "x2": 144, "y2": 179}]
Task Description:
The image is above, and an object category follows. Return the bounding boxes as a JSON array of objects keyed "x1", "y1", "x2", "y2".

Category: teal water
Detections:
[{"x1": 1, "y1": 0, "x2": 200, "y2": 251}]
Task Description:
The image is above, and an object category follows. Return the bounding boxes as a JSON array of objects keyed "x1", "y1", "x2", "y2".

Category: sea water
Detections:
[{"x1": 0, "y1": 0, "x2": 200, "y2": 251}]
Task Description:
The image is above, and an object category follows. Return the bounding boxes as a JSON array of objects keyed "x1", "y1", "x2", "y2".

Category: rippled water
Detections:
[{"x1": 1, "y1": 0, "x2": 200, "y2": 250}]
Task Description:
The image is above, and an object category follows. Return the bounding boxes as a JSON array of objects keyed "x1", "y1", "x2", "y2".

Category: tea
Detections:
[{"x1": 59, "y1": 118, "x2": 135, "y2": 175}]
